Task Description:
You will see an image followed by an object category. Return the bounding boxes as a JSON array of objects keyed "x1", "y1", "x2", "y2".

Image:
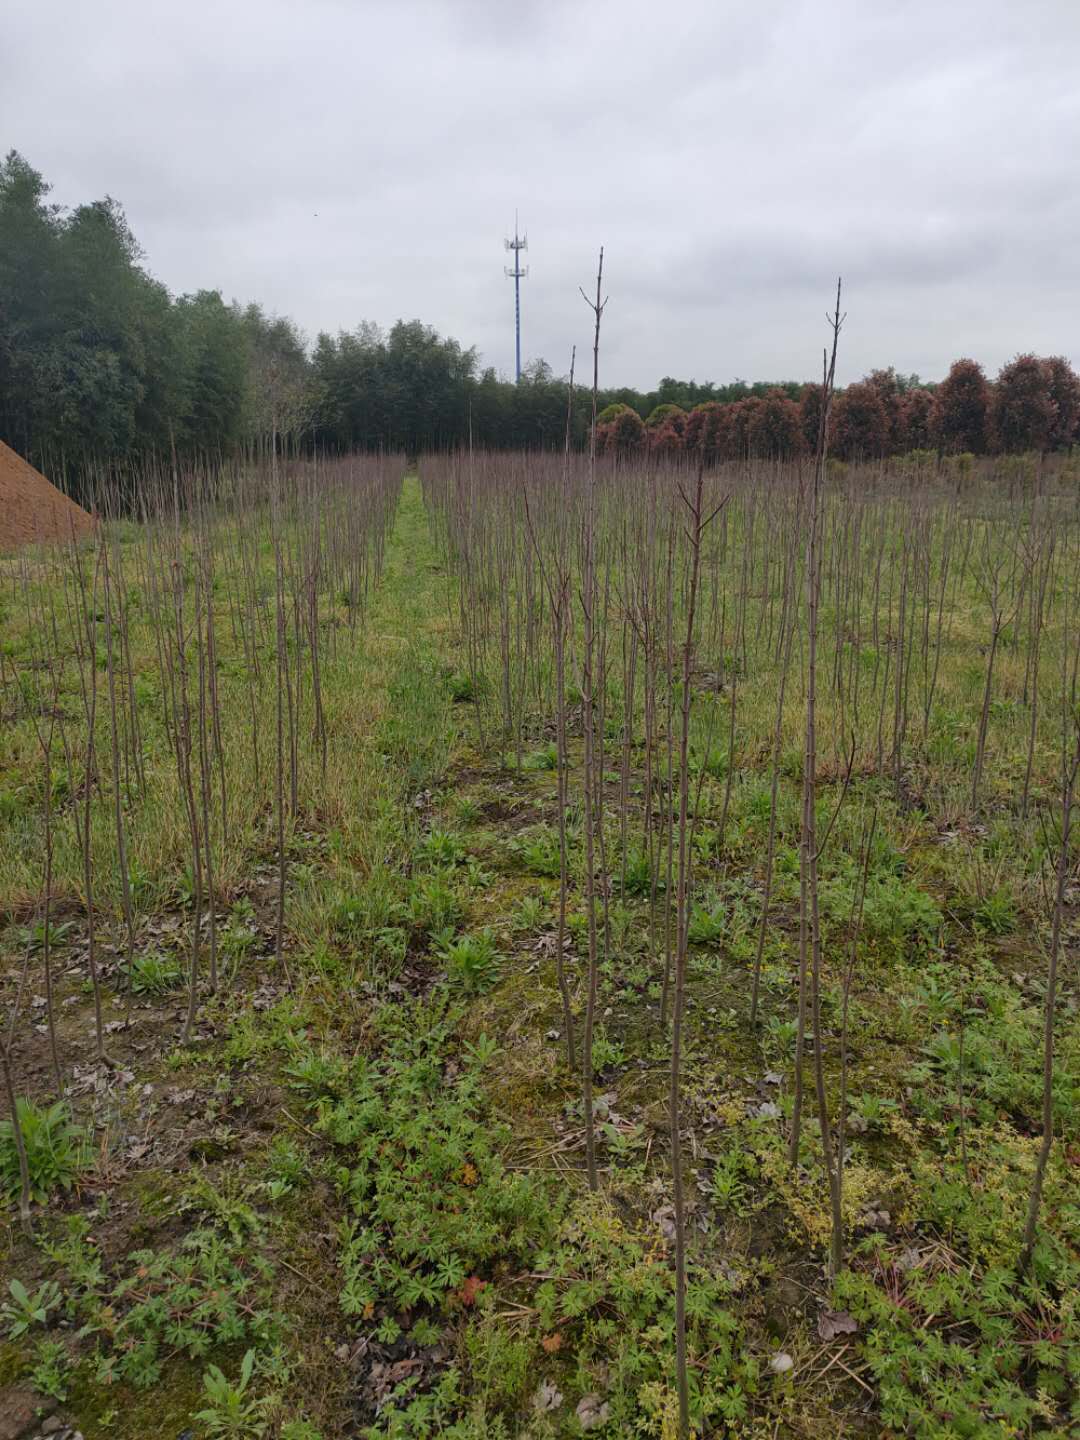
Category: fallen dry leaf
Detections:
[
  {"x1": 533, "y1": 1379, "x2": 564, "y2": 1413},
  {"x1": 817, "y1": 1308, "x2": 859, "y2": 1341},
  {"x1": 459, "y1": 1275, "x2": 487, "y2": 1307},
  {"x1": 575, "y1": 1394, "x2": 610, "y2": 1430},
  {"x1": 651, "y1": 1204, "x2": 677, "y2": 1246}
]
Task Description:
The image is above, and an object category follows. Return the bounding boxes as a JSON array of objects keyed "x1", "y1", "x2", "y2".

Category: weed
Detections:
[
  {"x1": 447, "y1": 671, "x2": 478, "y2": 703},
  {"x1": 417, "y1": 827, "x2": 465, "y2": 867},
  {"x1": 41, "y1": 1215, "x2": 106, "y2": 1288},
  {"x1": 195, "y1": 1349, "x2": 266, "y2": 1438},
  {"x1": 29, "y1": 1338, "x2": 70, "y2": 1400},
  {"x1": 836, "y1": 1238, "x2": 1079, "y2": 1439},
  {"x1": 513, "y1": 825, "x2": 562, "y2": 877},
  {"x1": 2, "y1": 1278, "x2": 61, "y2": 1338},
  {"x1": 330, "y1": 895, "x2": 368, "y2": 936},
  {"x1": 453, "y1": 795, "x2": 482, "y2": 825},
  {"x1": 180, "y1": 1174, "x2": 263, "y2": 1243},
  {"x1": 699, "y1": 1147, "x2": 758, "y2": 1213},
  {"x1": 687, "y1": 895, "x2": 725, "y2": 944},
  {"x1": 973, "y1": 887, "x2": 1018, "y2": 934},
  {"x1": 405, "y1": 872, "x2": 464, "y2": 935},
  {"x1": 848, "y1": 1093, "x2": 898, "y2": 1132},
  {"x1": 220, "y1": 917, "x2": 259, "y2": 964},
  {"x1": 263, "y1": 1137, "x2": 308, "y2": 1191},
  {"x1": 285, "y1": 1050, "x2": 348, "y2": 1100},
  {"x1": 16, "y1": 918, "x2": 76, "y2": 952},
  {"x1": 510, "y1": 893, "x2": 548, "y2": 932},
  {"x1": 523, "y1": 742, "x2": 558, "y2": 771},
  {"x1": 122, "y1": 947, "x2": 183, "y2": 994},
  {"x1": 440, "y1": 930, "x2": 502, "y2": 994},
  {"x1": 765, "y1": 1015, "x2": 799, "y2": 1060},
  {"x1": 373, "y1": 925, "x2": 408, "y2": 972},
  {"x1": 0, "y1": 1099, "x2": 89, "y2": 1206},
  {"x1": 83, "y1": 1229, "x2": 278, "y2": 1388},
  {"x1": 320, "y1": 996, "x2": 555, "y2": 1323},
  {"x1": 620, "y1": 845, "x2": 655, "y2": 896},
  {"x1": 590, "y1": 1025, "x2": 625, "y2": 1073}
]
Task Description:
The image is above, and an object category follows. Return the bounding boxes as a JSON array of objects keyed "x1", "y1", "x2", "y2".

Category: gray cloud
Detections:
[{"x1": 4, "y1": 0, "x2": 1078, "y2": 386}]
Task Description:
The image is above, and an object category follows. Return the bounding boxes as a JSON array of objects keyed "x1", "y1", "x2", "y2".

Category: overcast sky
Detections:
[{"x1": 4, "y1": 0, "x2": 1078, "y2": 387}]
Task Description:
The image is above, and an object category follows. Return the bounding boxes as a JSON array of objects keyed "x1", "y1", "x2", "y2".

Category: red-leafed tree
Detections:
[
  {"x1": 991, "y1": 354, "x2": 1057, "y2": 453},
  {"x1": 799, "y1": 383, "x2": 827, "y2": 454},
  {"x1": 1044, "y1": 356, "x2": 1080, "y2": 450},
  {"x1": 864, "y1": 368, "x2": 905, "y2": 452},
  {"x1": 831, "y1": 380, "x2": 889, "y2": 460},
  {"x1": 684, "y1": 401, "x2": 728, "y2": 464},
  {"x1": 727, "y1": 397, "x2": 761, "y2": 459},
  {"x1": 898, "y1": 387, "x2": 935, "y2": 451},
  {"x1": 747, "y1": 387, "x2": 803, "y2": 459},
  {"x1": 645, "y1": 402, "x2": 687, "y2": 434},
  {"x1": 597, "y1": 405, "x2": 646, "y2": 458},
  {"x1": 650, "y1": 418, "x2": 686, "y2": 458},
  {"x1": 931, "y1": 358, "x2": 991, "y2": 454}
]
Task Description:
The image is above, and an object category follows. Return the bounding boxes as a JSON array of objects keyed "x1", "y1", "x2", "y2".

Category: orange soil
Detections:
[{"x1": 0, "y1": 440, "x2": 95, "y2": 550}]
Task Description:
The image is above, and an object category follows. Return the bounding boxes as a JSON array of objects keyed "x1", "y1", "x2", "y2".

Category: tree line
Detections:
[
  {"x1": 0, "y1": 151, "x2": 309, "y2": 479},
  {"x1": 598, "y1": 356, "x2": 1080, "y2": 462},
  {"x1": 2, "y1": 150, "x2": 1077, "y2": 478}
]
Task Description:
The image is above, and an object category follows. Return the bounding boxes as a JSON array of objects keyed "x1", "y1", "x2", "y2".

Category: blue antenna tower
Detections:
[{"x1": 504, "y1": 214, "x2": 528, "y2": 382}]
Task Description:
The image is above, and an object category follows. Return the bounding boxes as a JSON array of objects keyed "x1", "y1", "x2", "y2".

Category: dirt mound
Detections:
[{"x1": 0, "y1": 439, "x2": 95, "y2": 550}]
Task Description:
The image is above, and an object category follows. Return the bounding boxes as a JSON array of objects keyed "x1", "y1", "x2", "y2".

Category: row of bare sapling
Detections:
[
  {"x1": 422, "y1": 270, "x2": 1080, "y2": 1436},
  {"x1": 1, "y1": 450, "x2": 401, "y2": 1235}
]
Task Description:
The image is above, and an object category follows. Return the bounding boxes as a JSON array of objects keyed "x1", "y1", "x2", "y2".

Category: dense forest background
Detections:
[{"x1": 2, "y1": 150, "x2": 1078, "y2": 482}]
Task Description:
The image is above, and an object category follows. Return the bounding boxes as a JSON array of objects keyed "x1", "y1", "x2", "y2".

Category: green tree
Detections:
[{"x1": 176, "y1": 292, "x2": 249, "y2": 454}]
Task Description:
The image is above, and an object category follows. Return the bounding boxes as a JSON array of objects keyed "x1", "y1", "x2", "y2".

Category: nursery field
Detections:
[{"x1": 1, "y1": 446, "x2": 1079, "y2": 1440}]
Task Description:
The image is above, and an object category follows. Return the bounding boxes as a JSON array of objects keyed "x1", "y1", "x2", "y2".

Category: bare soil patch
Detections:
[{"x1": 0, "y1": 441, "x2": 94, "y2": 551}]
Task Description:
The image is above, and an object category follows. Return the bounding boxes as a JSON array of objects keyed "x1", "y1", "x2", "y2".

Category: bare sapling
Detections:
[
  {"x1": 669, "y1": 461, "x2": 718, "y2": 1440},
  {"x1": 715, "y1": 589, "x2": 740, "y2": 852},
  {"x1": 835, "y1": 808, "x2": 876, "y2": 1274},
  {"x1": 171, "y1": 543, "x2": 205, "y2": 1047},
  {"x1": 920, "y1": 501, "x2": 957, "y2": 744},
  {"x1": 1021, "y1": 524, "x2": 1054, "y2": 819},
  {"x1": 68, "y1": 535, "x2": 112, "y2": 1066},
  {"x1": 789, "y1": 278, "x2": 843, "y2": 1170},
  {"x1": 971, "y1": 526, "x2": 1020, "y2": 811},
  {"x1": 531, "y1": 351, "x2": 578, "y2": 1067},
  {"x1": 750, "y1": 508, "x2": 801, "y2": 1026},
  {"x1": 659, "y1": 513, "x2": 677, "y2": 1026},
  {"x1": 19, "y1": 656, "x2": 65, "y2": 1093},
  {"x1": 579, "y1": 248, "x2": 606, "y2": 1192},
  {"x1": 102, "y1": 531, "x2": 137, "y2": 989},
  {"x1": 274, "y1": 517, "x2": 289, "y2": 977},
  {"x1": 0, "y1": 1033, "x2": 32, "y2": 1237},
  {"x1": 194, "y1": 560, "x2": 219, "y2": 991},
  {"x1": 521, "y1": 367, "x2": 579, "y2": 1068},
  {"x1": 1020, "y1": 634, "x2": 1080, "y2": 1271}
]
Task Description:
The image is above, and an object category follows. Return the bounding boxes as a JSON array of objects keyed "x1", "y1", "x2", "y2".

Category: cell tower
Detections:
[{"x1": 504, "y1": 214, "x2": 528, "y2": 383}]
